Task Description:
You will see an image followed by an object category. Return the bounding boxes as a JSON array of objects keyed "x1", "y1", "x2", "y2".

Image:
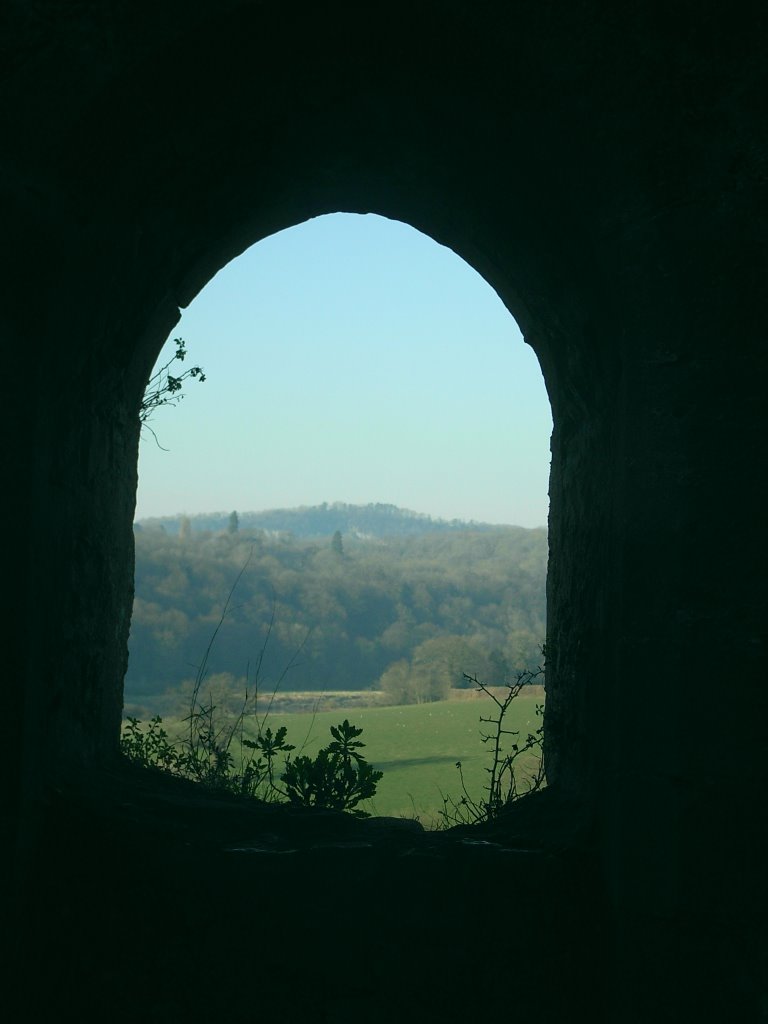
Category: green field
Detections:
[{"x1": 183, "y1": 693, "x2": 545, "y2": 826}]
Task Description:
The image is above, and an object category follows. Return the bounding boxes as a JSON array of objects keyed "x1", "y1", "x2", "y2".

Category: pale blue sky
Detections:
[{"x1": 135, "y1": 213, "x2": 552, "y2": 527}]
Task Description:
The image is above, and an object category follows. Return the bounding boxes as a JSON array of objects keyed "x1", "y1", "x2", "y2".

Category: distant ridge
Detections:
[{"x1": 135, "y1": 501, "x2": 539, "y2": 540}]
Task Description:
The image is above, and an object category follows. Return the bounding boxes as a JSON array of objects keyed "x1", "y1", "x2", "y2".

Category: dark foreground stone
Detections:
[{"x1": 11, "y1": 767, "x2": 602, "y2": 1023}]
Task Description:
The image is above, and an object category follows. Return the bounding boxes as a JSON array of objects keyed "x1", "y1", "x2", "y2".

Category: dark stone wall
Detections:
[{"x1": 2, "y1": 3, "x2": 765, "y2": 1020}]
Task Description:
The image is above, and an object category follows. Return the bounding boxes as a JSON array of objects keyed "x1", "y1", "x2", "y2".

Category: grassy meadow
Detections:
[{"x1": 147, "y1": 690, "x2": 544, "y2": 827}]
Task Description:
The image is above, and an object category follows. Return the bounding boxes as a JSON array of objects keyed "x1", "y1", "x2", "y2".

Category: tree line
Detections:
[
  {"x1": 126, "y1": 519, "x2": 546, "y2": 706},
  {"x1": 137, "y1": 500, "x2": 522, "y2": 540}
]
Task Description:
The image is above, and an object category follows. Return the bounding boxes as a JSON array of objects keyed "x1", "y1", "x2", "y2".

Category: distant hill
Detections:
[{"x1": 135, "y1": 502, "x2": 525, "y2": 540}]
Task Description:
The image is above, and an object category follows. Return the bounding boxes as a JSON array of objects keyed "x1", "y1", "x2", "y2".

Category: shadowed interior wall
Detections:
[{"x1": 2, "y1": 3, "x2": 765, "y2": 1019}]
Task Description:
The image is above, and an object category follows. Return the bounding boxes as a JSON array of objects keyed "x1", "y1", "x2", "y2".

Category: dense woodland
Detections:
[{"x1": 127, "y1": 505, "x2": 547, "y2": 706}]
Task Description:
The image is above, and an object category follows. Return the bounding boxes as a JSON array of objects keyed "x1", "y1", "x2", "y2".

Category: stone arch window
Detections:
[{"x1": 128, "y1": 213, "x2": 552, "y2": 821}]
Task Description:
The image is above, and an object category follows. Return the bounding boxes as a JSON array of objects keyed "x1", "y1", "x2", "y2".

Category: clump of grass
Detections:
[{"x1": 122, "y1": 710, "x2": 381, "y2": 816}]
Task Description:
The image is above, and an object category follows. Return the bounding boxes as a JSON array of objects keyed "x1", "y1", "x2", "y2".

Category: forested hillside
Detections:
[{"x1": 127, "y1": 509, "x2": 547, "y2": 705}]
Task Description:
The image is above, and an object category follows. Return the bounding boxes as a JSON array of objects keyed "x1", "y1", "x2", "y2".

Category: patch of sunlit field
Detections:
[
  {"x1": 146, "y1": 693, "x2": 544, "y2": 828},
  {"x1": 247, "y1": 695, "x2": 544, "y2": 827}
]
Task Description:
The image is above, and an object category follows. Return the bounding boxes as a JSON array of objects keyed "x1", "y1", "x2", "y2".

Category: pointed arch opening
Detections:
[{"x1": 127, "y1": 212, "x2": 552, "y2": 825}]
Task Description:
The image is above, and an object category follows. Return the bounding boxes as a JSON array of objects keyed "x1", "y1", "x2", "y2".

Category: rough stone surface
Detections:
[{"x1": 2, "y1": 3, "x2": 766, "y2": 1020}]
